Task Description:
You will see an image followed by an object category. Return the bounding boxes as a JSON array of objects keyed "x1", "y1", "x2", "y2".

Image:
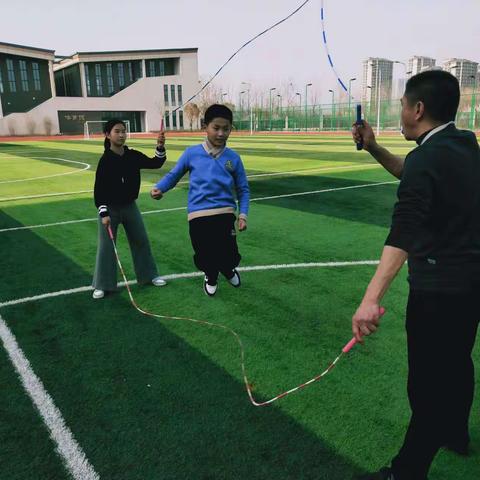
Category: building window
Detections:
[
  {"x1": 149, "y1": 60, "x2": 155, "y2": 77},
  {"x1": 118, "y1": 63, "x2": 125, "y2": 87},
  {"x1": 0, "y1": 69, "x2": 4, "y2": 93},
  {"x1": 19, "y1": 60, "x2": 29, "y2": 92},
  {"x1": 128, "y1": 62, "x2": 133, "y2": 83},
  {"x1": 85, "y1": 65, "x2": 91, "y2": 95},
  {"x1": 177, "y1": 85, "x2": 183, "y2": 105},
  {"x1": 95, "y1": 64, "x2": 103, "y2": 95},
  {"x1": 163, "y1": 84, "x2": 169, "y2": 106},
  {"x1": 106, "y1": 64, "x2": 114, "y2": 94},
  {"x1": 165, "y1": 110, "x2": 170, "y2": 128},
  {"x1": 172, "y1": 110, "x2": 177, "y2": 128},
  {"x1": 170, "y1": 85, "x2": 176, "y2": 106},
  {"x1": 32, "y1": 62, "x2": 41, "y2": 90},
  {"x1": 179, "y1": 110, "x2": 184, "y2": 128},
  {"x1": 6, "y1": 59, "x2": 16, "y2": 92},
  {"x1": 159, "y1": 60, "x2": 165, "y2": 76}
]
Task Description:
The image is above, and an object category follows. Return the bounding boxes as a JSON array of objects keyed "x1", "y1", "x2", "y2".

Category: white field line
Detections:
[
  {"x1": 0, "y1": 260, "x2": 379, "y2": 308},
  {"x1": 0, "y1": 157, "x2": 90, "y2": 184},
  {"x1": 0, "y1": 180, "x2": 398, "y2": 233},
  {"x1": 0, "y1": 314, "x2": 100, "y2": 480},
  {"x1": 0, "y1": 162, "x2": 380, "y2": 202}
]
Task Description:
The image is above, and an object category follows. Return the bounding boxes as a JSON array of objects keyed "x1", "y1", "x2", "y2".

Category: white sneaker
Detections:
[
  {"x1": 92, "y1": 289, "x2": 105, "y2": 299},
  {"x1": 227, "y1": 269, "x2": 241, "y2": 288},
  {"x1": 152, "y1": 276, "x2": 167, "y2": 287},
  {"x1": 203, "y1": 276, "x2": 218, "y2": 296}
]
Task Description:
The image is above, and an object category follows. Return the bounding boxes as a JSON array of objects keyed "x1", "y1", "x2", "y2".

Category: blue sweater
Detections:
[{"x1": 155, "y1": 144, "x2": 250, "y2": 217}]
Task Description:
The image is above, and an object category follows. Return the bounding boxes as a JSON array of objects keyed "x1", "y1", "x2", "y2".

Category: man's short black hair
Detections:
[
  {"x1": 404, "y1": 70, "x2": 460, "y2": 123},
  {"x1": 204, "y1": 104, "x2": 233, "y2": 125}
]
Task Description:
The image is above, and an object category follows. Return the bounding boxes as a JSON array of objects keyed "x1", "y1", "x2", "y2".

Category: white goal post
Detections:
[{"x1": 83, "y1": 120, "x2": 131, "y2": 140}]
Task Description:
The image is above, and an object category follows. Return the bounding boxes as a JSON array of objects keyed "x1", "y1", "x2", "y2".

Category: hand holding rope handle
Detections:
[{"x1": 355, "y1": 104, "x2": 364, "y2": 151}]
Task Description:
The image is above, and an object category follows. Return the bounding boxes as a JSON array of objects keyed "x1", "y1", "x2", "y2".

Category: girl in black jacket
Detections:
[{"x1": 92, "y1": 119, "x2": 167, "y2": 299}]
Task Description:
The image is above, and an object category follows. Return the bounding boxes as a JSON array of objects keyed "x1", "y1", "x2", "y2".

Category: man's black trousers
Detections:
[{"x1": 391, "y1": 288, "x2": 479, "y2": 479}]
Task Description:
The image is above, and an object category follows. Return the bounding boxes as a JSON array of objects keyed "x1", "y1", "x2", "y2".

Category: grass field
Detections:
[{"x1": 0, "y1": 133, "x2": 479, "y2": 480}]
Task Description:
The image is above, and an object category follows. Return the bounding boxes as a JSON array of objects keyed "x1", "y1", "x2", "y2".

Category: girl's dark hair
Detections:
[
  {"x1": 404, "y1": 70, "x2": 460, "y2": 123},
  {"x1": 103, "y1": 118, "x2": 126, "y2": 150},
  {"x1": 204, "y1": 104, "x2": 233, "y2": 125}
]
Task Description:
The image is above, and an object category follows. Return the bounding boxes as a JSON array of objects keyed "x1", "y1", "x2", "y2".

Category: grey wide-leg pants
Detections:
[{"x1": 92, "y1": 202, "x2": 158, "y2": 291}]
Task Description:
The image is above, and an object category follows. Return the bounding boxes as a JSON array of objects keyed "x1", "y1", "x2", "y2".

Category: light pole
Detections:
[
  {"x1": 276, "y1": 94, "x2": 282, "y2": 110},
  {"x1": 348, "y1": 77, "x2": 356, "y2": 127},
  {"x1": 305, "y1": 82, "x2": 312, "y2": 132},
  {"x1": 328, "y1": 89, "x2": 335, "y2": 130},
  {"x1": 241, "y1": 81, "x2": 253, "y2": 135},
  {"x1": 295, "y1": 92, "x2": 301, "y2": 130},
  {"x1": 239, "y1": 90, "x2": 246, "y2": 131},
  {"x1": 269, "y1": 87, "x2": 276, "y2": 131},
  {"x1": 470, "y1": 75, "x2": 477, "y2": 130}
]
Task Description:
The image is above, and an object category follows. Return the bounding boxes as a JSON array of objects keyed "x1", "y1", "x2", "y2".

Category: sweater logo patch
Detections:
[{"x1": 225, "y1": 160, "x2": 234, "y2": 171}]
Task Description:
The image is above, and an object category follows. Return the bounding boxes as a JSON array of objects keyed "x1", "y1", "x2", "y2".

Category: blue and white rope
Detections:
[{"x1": 320, "y1": 0, "x2": 348, "y2": 92}]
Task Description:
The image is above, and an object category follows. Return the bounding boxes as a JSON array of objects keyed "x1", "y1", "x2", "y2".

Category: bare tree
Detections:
[{"x1": 184, "y1": 102, "x2": 200, "y2": 131}]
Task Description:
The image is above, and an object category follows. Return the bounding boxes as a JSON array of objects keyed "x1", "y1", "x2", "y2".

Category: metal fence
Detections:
[{"x1": 232, "y1": 93, "x2": 479, "y2": 132}]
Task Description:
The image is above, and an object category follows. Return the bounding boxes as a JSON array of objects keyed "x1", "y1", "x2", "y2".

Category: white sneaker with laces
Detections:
[
  {"x1": 92, "y1": 289, "x2": 105, "y2": 299},
  {"x1": 203, "y1": 276, "x2": 218, "y2": 296},
  {"x1": 152, "y1": 276, "x2": 167, "y2": 287}
]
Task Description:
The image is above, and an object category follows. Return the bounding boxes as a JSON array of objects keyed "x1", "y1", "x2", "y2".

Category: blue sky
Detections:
[{"x1": 2, "y1": 0, "x2": 479, "y2": 102}]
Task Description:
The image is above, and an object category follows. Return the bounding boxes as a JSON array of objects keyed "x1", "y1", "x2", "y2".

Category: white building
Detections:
[
  {"x1": 443, "y1": 58, "x2": 479, "y2": 91},
  {"x1": 0, "y1": 42, "x2": 199, "y2": 135},
  {"x1": 362, "y1": 58, "x2": 393, "y2": 107},
  {"x1": 407, "y1": 56, "x2": 436, "y2": 77}
]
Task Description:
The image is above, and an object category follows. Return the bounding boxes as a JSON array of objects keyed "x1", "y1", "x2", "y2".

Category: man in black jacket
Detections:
[{"x1": 352, "y1": 71, "x2": 480, "y2": 479}]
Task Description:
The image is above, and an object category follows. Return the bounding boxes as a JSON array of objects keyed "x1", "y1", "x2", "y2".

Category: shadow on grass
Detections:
[{"x1": 0, "y1": 222, "x2": 367, "y2": 480}]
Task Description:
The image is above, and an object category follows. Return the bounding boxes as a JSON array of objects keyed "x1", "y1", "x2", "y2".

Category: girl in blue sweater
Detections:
[{"x1": 151, "y1": 104, "x2": 250, "y2": 296}]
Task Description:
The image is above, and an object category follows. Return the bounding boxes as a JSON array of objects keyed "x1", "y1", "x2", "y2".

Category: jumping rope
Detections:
[
  {"x1": 172, "y1": 0, "x2": 312, "y2": 113},
  {"x1": 118, "y1": 1, "x2": 366, "y2": 406},
  {"x1": 320, "y1": 0, "x2": 348, "y2": 92},
  {"x1": 107, "y1": 225, "x2": 358, "y2": 406}
]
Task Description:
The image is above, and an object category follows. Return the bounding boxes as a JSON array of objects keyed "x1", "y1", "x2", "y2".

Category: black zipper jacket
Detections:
[{"x1": 94, "y1": 145, "x2": 166, "y2": 217}]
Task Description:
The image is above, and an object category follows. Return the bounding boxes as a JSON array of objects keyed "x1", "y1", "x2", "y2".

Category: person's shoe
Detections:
[
  {"x1": 355, "y1": 467, "x2": 395, "y2": 480},
  {"x1": 203, "y1": 276, "x2": 218, "y2": 297},
  {"x1": 152, "y1": 276, "x2": 167, "y2": 287},
  {"x1": 226, "y1": 269, "x2": 241, "y2": 288},
  {"x1": 92, "y1": 289, "x2": 105, "y2": 299}
]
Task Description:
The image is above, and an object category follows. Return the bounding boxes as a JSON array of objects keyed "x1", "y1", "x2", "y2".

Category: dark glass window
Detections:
[
  {"x1": 19, "y1": 60, "x2": 29, "y2": 92},
  {"x1": 177, "y1": 85, "x2": 183, "y2": 105},
  {"x1": 170, "y1": 85, "x2": 176, "y2": 106},
  {"x1": 165, "y1": 110, "x2": 170, "y2": 128},
  {"x1": 95, "y1": 64, "x2": 103, "y2": 95},
  {"x1": 118, "y1": 63, "x2": 125, "y2": 87},
  {"x1": 6, "y1": 59, "x2": 16, "y2": 92},
  {"x1": 106, "y1": 64, "x2": 114, "y2": 94},
  {"x1": 32, "y1": 62, "x2": 41, "y2": 90},
  {"x1": 163, "y1": 84, "x2": 169, "y2": 106}
]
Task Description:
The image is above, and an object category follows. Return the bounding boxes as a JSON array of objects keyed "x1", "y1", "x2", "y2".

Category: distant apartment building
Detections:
[
  {"x1": 362, "y1": 58, "x2": 393, "y2": 107},
  {"x1": 407, "y1": 56, "x2": 436, "y2": 77},
  {"x1": 443, "y1": 58, "x2": 479, "y2": 90}
]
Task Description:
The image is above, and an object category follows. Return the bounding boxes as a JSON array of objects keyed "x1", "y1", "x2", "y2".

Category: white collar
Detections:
[{"x1": 420, "y1": 121, "x2": 455, "y2": 145}]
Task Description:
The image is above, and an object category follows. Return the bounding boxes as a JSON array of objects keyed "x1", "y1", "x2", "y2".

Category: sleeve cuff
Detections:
[
  {"x1": 155, "y1": 146, "x2": 166, "y2": 159},
  {"x1": 239, "y1": 213, "x2": 248, "y2": 220},
  {"x1": 98, "y1": 205, "x2": 109, "y2": 217}
]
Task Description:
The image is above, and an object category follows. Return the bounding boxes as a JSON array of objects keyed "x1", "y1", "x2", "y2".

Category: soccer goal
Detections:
[{"x1": 83, "y1": 120, "x2": 131, "y2": 140}]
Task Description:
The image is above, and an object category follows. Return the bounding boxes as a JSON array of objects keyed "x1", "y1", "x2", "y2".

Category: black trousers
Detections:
[
  {"x1": 188, "y1": 214, "x2": 241, "y2": 284},
  {"x1": 391, "y1": 289, "x2": 479, "y2": 480}
]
